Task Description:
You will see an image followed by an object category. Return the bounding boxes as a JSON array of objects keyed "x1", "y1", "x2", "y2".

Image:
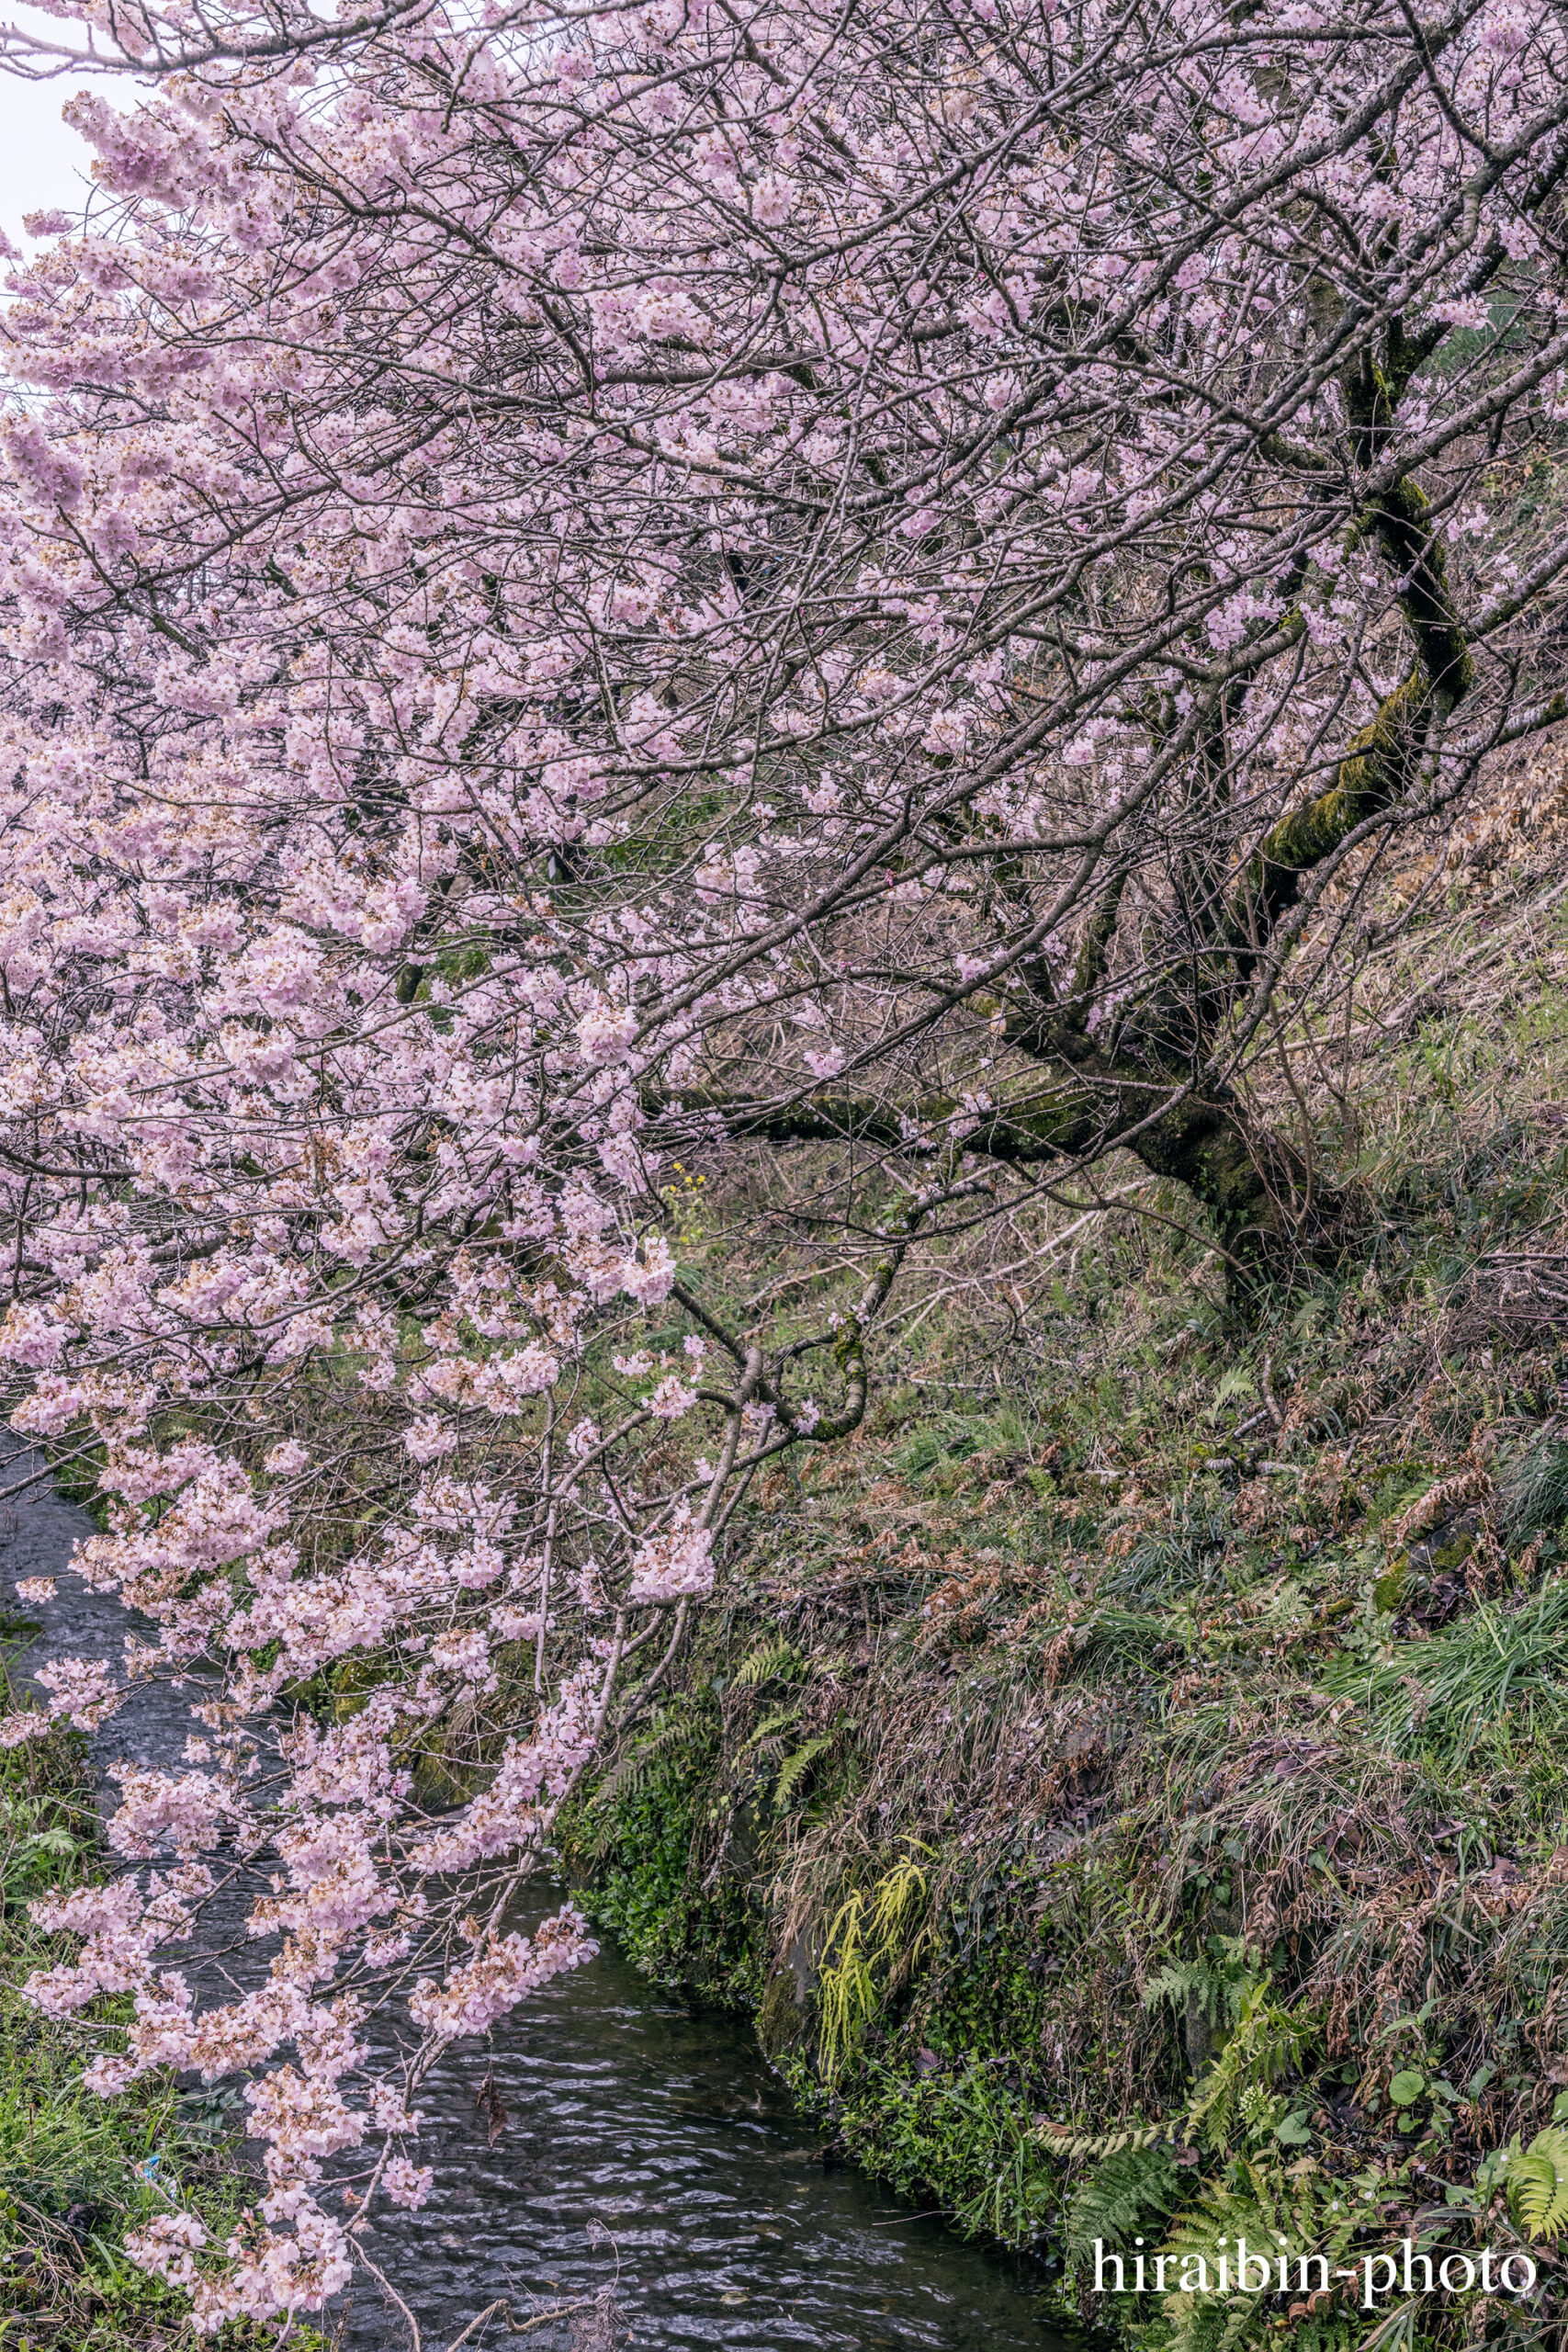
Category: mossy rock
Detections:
[
  {"x1": 411, "y1": 1747, "x2": 478, "y2": 1807},
  {"x1": 757, "y1": 1968, "x2": 810, "y2": 2062}
]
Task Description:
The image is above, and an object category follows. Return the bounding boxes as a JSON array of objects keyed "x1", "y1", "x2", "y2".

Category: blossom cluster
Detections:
[{"x1": 0, "y1": 0, "x2": 1563, "y2": 2324}]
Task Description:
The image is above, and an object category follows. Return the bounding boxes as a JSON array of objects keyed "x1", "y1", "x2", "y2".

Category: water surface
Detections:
[{"x1": 3, "y1": 1456, "x2": 1066, "y2": 2352}]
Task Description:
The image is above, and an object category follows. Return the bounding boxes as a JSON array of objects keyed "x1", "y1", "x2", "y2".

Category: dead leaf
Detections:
[{"x1": 476, "y1": 2067, "x2": 509, "y2": 2146}]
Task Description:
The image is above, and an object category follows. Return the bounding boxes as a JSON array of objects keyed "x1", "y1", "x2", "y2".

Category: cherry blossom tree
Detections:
[{"x1": 1, "y1": 0, "x2": 1567, "y2": 2328}]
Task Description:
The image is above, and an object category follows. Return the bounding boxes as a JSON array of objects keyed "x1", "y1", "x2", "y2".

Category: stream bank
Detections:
[
  {"x1": 563, "y1": 1065, "x2": 1568, "y2": 2352},
  {"x1": 4, "y1": 1453, "x2": 1066, "y2": 2351}
]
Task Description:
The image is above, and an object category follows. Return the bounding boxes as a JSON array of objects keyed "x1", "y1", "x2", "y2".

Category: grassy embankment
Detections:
[
  {"x1": 562, "y1": 853, "x2": 1568, "y2": 2350},
  {"x1": 0, "y1": 1620, "x2": 310, "y2": 2349},
  {"x1": 17, "y1": 829, "x2": 1568, "y2": 2348}
]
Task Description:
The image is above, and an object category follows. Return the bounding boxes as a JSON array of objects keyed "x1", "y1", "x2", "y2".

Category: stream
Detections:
[{"x1": 4, "y1": 1456, "x2": 1068, "y2": 2352}]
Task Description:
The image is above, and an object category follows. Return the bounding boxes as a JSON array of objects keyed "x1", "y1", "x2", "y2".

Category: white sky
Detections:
[{"x1": 0, "y1": 11, "x2": 122, "y2": 253}]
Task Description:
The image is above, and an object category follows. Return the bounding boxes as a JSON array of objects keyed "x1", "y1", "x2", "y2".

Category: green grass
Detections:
[
  {"x1": 1321, "y1": 1579, "x2": 1568, "y2": 1758},
  {"x1": 0, "y1": 1692, "x2": 319, "y2": 2347}
]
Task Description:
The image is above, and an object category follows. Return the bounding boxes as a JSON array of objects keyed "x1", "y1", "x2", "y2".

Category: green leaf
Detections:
[
  {"x1": 1275, "y1": 2111, "x2": 1314, "y2": 2145},
  {"x1": 24, "y1": 1826, "x2": 79, "y2": 1857},
  {"x1": 1510, "y1": 2128, "x2": 1568, "y2": 2240},
  {"x1": 773, "y1": 1732, "x2": 833, "y2": 1811},
  {"x1": 734, "y1": 1636, "x2": 805, "y2": 1689},
  {"x1": 1390, "y1": 2070, "x2": 1426, "y2": 2106}
]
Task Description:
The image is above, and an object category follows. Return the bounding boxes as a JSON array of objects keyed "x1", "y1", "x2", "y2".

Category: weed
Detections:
[
  {"x1": 1320, "y1": 1580, "x2": 1568, "y2": 1758},
  {"x1": 561, "y1": 872, "x2": 1568, "y2": 2348},
  {"x1": 1500, "y1": 1433, "x2": 1568, "y2": 1543}
]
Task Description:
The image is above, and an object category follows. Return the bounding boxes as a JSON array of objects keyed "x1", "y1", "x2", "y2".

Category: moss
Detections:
[
  {"x1": 756, "y1": 1969, "x2": 808, "y2": 2061},
  {"x1": 1253, "y1": 670, "x2": 1427, "y2": 887},
  {"x1": 562, "y1": 1708, "x2": 764, "y2": 2007}
]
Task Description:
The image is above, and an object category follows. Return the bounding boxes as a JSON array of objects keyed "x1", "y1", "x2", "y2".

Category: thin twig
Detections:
[
  {"x1": 351, "y1": 2236, "x2": 423, "y2": 2352},
  {"x1": 445, "y1": 2294, "x2": 600, "y2": 2348}
]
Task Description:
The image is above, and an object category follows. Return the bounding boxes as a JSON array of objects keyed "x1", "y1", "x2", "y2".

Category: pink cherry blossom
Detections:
[{"x1": 0, "y1": 0, "x2": 1560, "y2": 2321}]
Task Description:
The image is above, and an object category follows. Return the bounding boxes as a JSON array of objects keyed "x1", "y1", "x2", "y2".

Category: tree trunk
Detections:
[{"x1": 680, "y1": 1066, "x2": 1326, "y2": 1293}]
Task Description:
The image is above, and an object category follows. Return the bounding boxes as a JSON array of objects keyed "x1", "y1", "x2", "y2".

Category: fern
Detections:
[
  {"x1": 1182, "y1": 1982, "x2": 1316, "y2": 2154},
  {"x1": 741, "y1": 1700, "x2": 804, "y2": 1751},
  {"x1": 1066, "y1": 2144, "x2": 1180, "y2": 2265},
  {"x1": 1143, "y1": 1945, "x2": 1255, "y2": 2033},
  {"x1": 1207, "y1": 1364, "x2": 1258, "y2": 1420},
  {"x1": 1144, "y1": 1958, "x2": 1221, "y2": 2021},
  {"x1": 1072, "y1": 2150, "x2": 1358, "y2": 2352},
  {"x1": 588, "y1": 1707, "x2": 710, "y2": 1811},
  {"x1": 773, "y1": 1731, "x2": 833, "y2": 1811},
  {"x1": 815, "y1": 1851, "x2": 932, "y2": 2082},
  {"x1": 1508, "y1": 2126, "x2": 1568, "y2": 2239},
  {"x1": 1156, "y1": 2161, "x2": 1294, "y2": 2352},
  {"x1": 1040, "y1": 2117, "x2": 1183, "y2": 2161},
  {"x1": 734, "y1": 1636, "x2": 805, "y2": 1688},
  {"x1": 1046, "y1": 1973, "x2": 1314, "y2": 2165}
]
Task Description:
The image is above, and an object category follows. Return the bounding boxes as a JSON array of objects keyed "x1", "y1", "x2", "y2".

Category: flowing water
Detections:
[{"x1": 4, "y1": 1458, "x2": 1069, "y2": 2352}]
